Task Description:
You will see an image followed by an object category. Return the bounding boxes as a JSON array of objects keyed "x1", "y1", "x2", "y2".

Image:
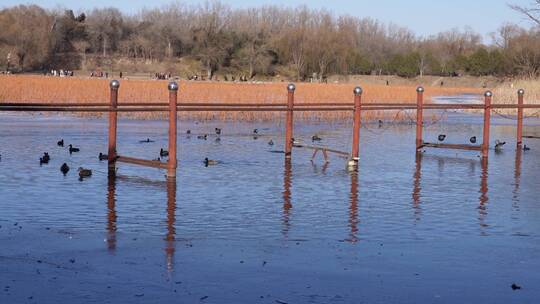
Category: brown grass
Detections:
[
  {"x1": 492, "y1": 79, "x2": 540, "y2": 118},
  {"x1": 0, "y1": 75, "x2": 482, "y2": 121}
]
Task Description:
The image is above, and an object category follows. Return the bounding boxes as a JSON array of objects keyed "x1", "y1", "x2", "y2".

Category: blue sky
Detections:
[{"x1": 0, "y1": 0, "x2": 535, "y2": 38}]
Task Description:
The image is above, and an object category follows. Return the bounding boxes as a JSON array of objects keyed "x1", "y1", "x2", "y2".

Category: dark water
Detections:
[{"x1": 1, "y1": 111, "x2": 539, "y2": 303}]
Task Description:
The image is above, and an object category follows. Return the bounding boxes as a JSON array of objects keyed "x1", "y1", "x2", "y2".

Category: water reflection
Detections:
[
  {"x1": 412, "y1": 154, "x2": 489, "y2": 230},
  {"x1": 412, "y1": 153, "x2": 423, "y2": 222},
  {"x1": 105, "y1": 173, "x2": 178, "y2": 272},
  {"x1": 347, "y1": 170, "x2": 359, "y2": 243},
  {"x1": 513, "y1": 149, "x2": 522, "y2": 208},
  {"x1": 282, "y1": 159, "x2": 292, "y2": 237},
  {"x1": 478, "y1": 158, "x2": 489, "y2": 231},
  {"x1": 106, "y1": 172, "x2": 117, "y2": 252},
  {"x1": 165, "y1": 178, "x2": 177, "y2": 274}
]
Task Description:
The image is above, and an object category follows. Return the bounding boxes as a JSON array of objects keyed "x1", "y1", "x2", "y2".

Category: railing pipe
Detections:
[
  {"x1": 351, "y1": 86, "x2": 362, "y2": 161},
  {"x1": 285, "y1": 84, "x2": 295, "y2": 158},
  {"x1": 482, "y1": 91, "x2": 492, "y2": 158},
  {"x1": 108, "y1": 80, "x2": 120, "y2": 170},
  {"x1": 167, "y1": 82, "x2": 179, "y2": 178}
]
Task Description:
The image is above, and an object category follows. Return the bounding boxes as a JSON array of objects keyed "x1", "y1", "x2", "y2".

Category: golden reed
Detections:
[{"x1": 0, "y1": 75, "x2": 483, "y2": 121}]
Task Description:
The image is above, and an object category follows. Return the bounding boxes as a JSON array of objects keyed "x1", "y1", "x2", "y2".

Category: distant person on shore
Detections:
[
  {"x1": 386, "y1": 80, "x2": 389, "y2": 86},
  {"x1": 119, "y1": 72, "x2": 123, "y2": 79}
]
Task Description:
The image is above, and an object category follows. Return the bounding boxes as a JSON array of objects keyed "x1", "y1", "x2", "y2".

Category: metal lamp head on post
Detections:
[
  {"x1": 287, "y1": 83, "x2": 296, "y2": 92},
  {"x1": 353, "y1": 86, "x2": 363, "y2": 96},
  {"x1": 110, "y1": 80, "x2": 120, "y2": 90},
  {"x1": 484, "y1": 91, "x2": 493, "y2": 98},
  {"x1": 416, "y1": 86, "x2": 424, "y2": 93},
  {"x1": 168, "y1": 81, "x2": 179, "y2": 91},
  {"x1": 518, "y1": 89, "x2": 525, "y2": 96}
]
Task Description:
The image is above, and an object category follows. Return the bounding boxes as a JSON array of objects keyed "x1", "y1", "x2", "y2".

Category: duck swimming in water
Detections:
[
  {"x1": 98, "y1": 153, "x2": 108, "y2": 161},
  {"x1": 68, "y1": 144, "x2": 80, "y2": 154},
  {"x1": 253, "y1": 129, "x2": 258, "y2": 134},
  {"x1": 204, "y1": 157, "x2": 219, "y2": 167},
  {"x1": 523, "y1": 145, "x2": 531, "y2": 151},
  {"x1": 495, "y1": 140, "x2": 506, "y2": 151},
  {"x1": 57, "y1": 139, "x2": 64, "y2": 147},
  {"x1": 268, "y1": 139, "x2": 274, "y2": 146},
  {"x1": 40, "y1": 152, "x2": 50, "y2": 165},
  {"x1": 60, "y1": 163, "x2": 70, "y2": 175},
  {"x1": 186, "y1": 130, "x2": 191, "y2": 135},
  {"x1": 215, "y1": 128, "x2": 222, "y2": 135},
  {"x1": 78, "y1": 167, "x2": 92, "y2": 178},
  {"x1": 139, "y1": 138, "x2": 154, "y2": 143},
  {"x1": 470, "y1": 136, "x2": 477, "y2": 144},
  {"x1": 160, "y1": 148, "x2": 169, "y2": 157},
  {"x1": 312, "y1": 135, "x2": 322, "y2": 142},
  {"x1": 438, "y1": 134, "x2": 446, "y2": 142},
  {"x1": 197, "y1": 134, "x2": 208, "y2": 140}
]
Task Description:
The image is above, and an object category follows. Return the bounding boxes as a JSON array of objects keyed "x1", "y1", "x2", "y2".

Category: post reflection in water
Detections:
[
  {"x1": 106, "y1": 172, "x2": 117, "y2": 252},
  {"x1": 347, "y1": 169, "x2": 359, "y2": 243},
  {"x1": 478, "y1": 157, "x2": 489, "y2": 230},
  {"x1": 282, "y1": 159, "x2": 292, "y2": 237},
  {"x1": 105, "y1": 173, "x2": 177, "y2": 272},
  {"x1": 165, "y1": 178, "x2": 177, "y2": 274},
  {"x1": 513, "y1": 149, "x2": 522, "y2": 207},
  {"x1": 412, "y1": 154, "x2": 487, "y2": 229},
  {"x1": 412, "y1": 153, "x2": 423, "y2": 222}
]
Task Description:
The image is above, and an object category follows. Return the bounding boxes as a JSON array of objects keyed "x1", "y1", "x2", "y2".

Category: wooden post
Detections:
[
  {"x1": 352, "y1": 86, "x2": 362, "y2": 161},
  {"x1": 167, "y1": 82, "x2": 179, "y2": 178},
  {"x1": 285, "y1": 83, "x2": 295, "y2": 158},
  {"x1": 517, "y1": 89, "x2": 524, "y2": 147},
  {"x1": 482, "y1": 91, "x2": 492, "y2": 158},
  {"x1": 108, "y1": 80, "x2": 119, "y2": 170},
  {"x1": 416, "y1": 86, "x2": 424, "y2": 151}
]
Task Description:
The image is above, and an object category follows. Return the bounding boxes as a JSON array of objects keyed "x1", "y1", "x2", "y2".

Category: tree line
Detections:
[{"x1": 0, "y1": 2, "x2": 539, "y2": 80}]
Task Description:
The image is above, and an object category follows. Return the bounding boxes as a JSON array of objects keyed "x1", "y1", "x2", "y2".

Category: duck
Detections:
[
  {"x1": 523, "y1": 145, "x2": 531, "y2": 151},
  {"x1": 60, "y1": 163, "x2": 70, "y2": 175},
  {"x1": 57, "y1": 139, "x2": 64, "y2": 147},
  {"x1": 312, "y1": 135, "x2": 322, "y2": 142},
  {"x1": 39, "y1": 157, "x2": 48, "y2": 165},
  {"x1": 495, "y1": 140, "x2": 506, "y2": 151},
  {"x1": 378, "y1": 120, "x2": 383, "y2": 128},
  {"x1": 139, "y1": 138, "x2": 154, "y2": 143},
  {"x1": 470, "y1": 136, "x2": 477, "y2": 144},
  {"x1": 204, "y1": 157, "x2": 219, "y2": 166},
  {"x1": 268, "y1": 140, "x2": 274, "y2": 146},
  {"x1": 438, "y1": 134, "x2": 446, "y2": 142},
  {"x1": 186, "y1": 130, "x2": 191, "y2": 135},
  {"x1": 160, "y1": 148, "x2": 169, "y2": 157},
  {"x1": 215, "y1": 128, "x2": 222, "y2": 135},
  {"x1": 98, "y1": 153, "x2": 108, "y2": 161},
  {"x1": 78, "y1": 167, "x2": 92, "y2": 178},
  {"x1": 68, "y1": 144, "x2": 80, "y2": 154},
  {"x1": 42, "y1": 152, "x2": 50, "y2": 162},
  {"x1": 197, "y1": 134, "x2": 208, "y2": 140},
  {"x1": 253, "y1": 129, "x2": 258, "y2": 134}
]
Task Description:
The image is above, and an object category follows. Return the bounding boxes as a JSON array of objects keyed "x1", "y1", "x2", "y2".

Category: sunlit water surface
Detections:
[{"x1": 1, "y1": 109, "x2": 539, "y2": 303}]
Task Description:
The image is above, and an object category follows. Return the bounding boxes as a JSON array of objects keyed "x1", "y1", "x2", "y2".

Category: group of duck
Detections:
[
  {"x1": 37, "y1": 139, "x2": 92, "y2": 179},
  {"x1": 437, "y1": 134, "x2": 531, "y2": 151},
  {"x1": 33, "y1": 128, "x2": 327, "y2": 176}
]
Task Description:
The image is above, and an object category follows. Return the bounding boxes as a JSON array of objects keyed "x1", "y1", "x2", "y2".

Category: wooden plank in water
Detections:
[
  {"x1": 421, "y1": 143, "x2": 482, "y2": 151},
  {"x1": 293, "y1": 144, "x2": 350, "y2": 157},
  {"x1": 116, "y1": 156, "x2": 168, "y2": 169}
]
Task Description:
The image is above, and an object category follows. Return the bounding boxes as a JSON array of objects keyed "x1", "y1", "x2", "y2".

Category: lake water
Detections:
[{"x1": 1, "y1": 109, "x2": 539, "y2": 303}]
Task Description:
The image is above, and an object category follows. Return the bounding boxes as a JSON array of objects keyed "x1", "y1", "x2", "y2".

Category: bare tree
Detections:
[{"x1": 510, "y1": 1, "x2": 540, "y2": 25}]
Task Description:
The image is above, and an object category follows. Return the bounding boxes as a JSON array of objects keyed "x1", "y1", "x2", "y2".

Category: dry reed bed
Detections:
[
  {"x1": 0, "y1": 75, "x2": 481, "y2": 121},
  {"x1": 492, "y1": 79, "x2": 540, "y2": 118}
]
